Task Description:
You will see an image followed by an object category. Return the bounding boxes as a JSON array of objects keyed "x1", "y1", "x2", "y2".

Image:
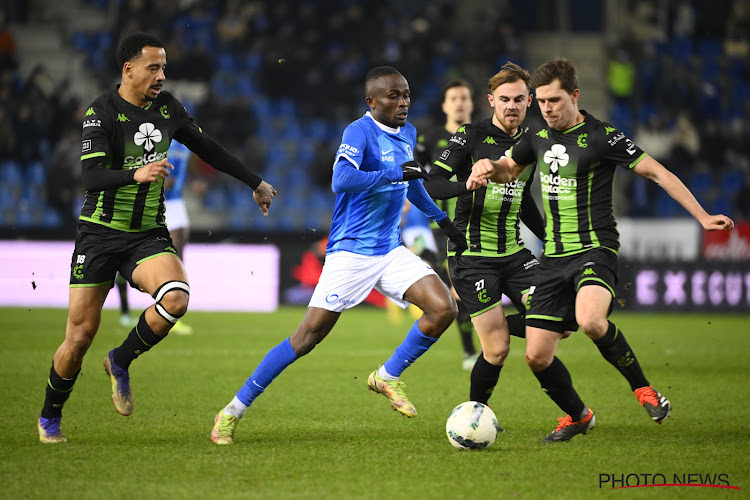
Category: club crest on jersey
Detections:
[
  {"x1": 134, "y1": 122, "x2": 163, "y2": 152},
  {"x1": 543, "y1": 144, "x2": 569, "y2": 173}
]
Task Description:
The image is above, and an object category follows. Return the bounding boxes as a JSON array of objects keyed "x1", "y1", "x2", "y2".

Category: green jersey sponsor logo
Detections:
[
  {"x1": 117, "y1": 113, "x2": 129, "y2": 122},
  {"x1": 456, "y1": 125, "x2": 466, "y2": 134},
  {"x1": 604, "y1": 126, "x2": 616, "y2": 135},
  {"x1": 85, "y1": 107, "x2": 95, "y2": 116},
  {"x1": 577, "y1": 133, "x2": 588, "y2": 148},
  {"x1": 160, "y1": 105, "x2": 170, "y2": 119},
  {"x1": 483, "y1": 136, "x2": 498, "y2": 145},
  {"x1": 582, "y1": 268, "x2": 596, "y2": 276},
  {"x1": 536, "y1": 129, "x2": 549, "y2": 139}
]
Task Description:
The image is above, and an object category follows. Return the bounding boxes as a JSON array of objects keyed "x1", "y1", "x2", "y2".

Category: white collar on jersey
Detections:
[{"x1": 365, "y1": 111, "x2": 400, "y2": 134}]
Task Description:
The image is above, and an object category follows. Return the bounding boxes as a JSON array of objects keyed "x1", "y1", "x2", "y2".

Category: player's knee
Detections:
[
  {"x1": 290, "y1": 329, "x2": 325, "y2": 356},
  {"x1": 484, "y1": 343, "x2": 509, "y2": 365},
  {"x1": 65, "y1": 325, "x2": 96, "y2": 354},
  {"x1": 161, "y1": 290, "x2": 189, "y2": 317},
  {"x1": 152, "y1": 281, "x2": 190, "y2": 324},
  {"x1": 576, "y1": 315, "x2": 607, "y2": 338},
  {"x1": 525, "y1": 351, "x2": 552, "y2": 372},
  {"x1": 436, "y1": 295, "x2": 459, "y2": 326}
]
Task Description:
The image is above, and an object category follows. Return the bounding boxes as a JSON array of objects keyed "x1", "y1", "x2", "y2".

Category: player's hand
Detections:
[
  {"x1": 701, "y1": 214, "x2": 735, "y2": 231},
  {"x1": 253, "y1": 180, "x2": 277, "y2": 216},
  {"x1": 134, "y1": 158, "x2": 173, "y2": 183},
  {"x1": 400, "y1": 160, "x2": 429, "y2": 181},
  {"x1": 437, "y1": 216, "x2": 468, "y2": 256},
  {"x1": 466, "y1": 172, "x2": 487, "y2": 191},
  {"x1": 472, "y1": 158, "x2": 496, "y2": 180}
]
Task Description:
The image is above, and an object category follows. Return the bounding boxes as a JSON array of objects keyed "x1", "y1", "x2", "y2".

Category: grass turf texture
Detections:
[{"x1": 1, "y1": 306, "x2": 748, "y2": 499}]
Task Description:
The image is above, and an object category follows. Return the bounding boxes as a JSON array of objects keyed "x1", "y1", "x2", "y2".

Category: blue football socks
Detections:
[
  {"x1": 382, "y1": 320, "x2": 438, "y2": 378},
  {"x1": 236, "y1": 338, "x2": 298, "y2": 406}
]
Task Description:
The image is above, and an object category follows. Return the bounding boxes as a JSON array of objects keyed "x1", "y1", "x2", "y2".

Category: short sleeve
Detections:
[{"x1": 596, "y1": 123, "x2": 647, "y2": 169}]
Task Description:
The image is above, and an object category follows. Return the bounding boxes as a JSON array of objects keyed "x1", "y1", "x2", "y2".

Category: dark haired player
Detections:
[
  {"x1": 471, "y1": 58, "x2": 734, "y2": 442},
  {"x1": 37, "y1": 33, "x2": 276, "y2": 443},
  {"x1": 211, "y1": 66, "x2": 467, "y2": 445}
]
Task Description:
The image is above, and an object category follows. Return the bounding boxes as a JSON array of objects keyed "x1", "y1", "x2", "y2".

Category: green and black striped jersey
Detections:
[
  {"x1": 510, "y1": 111, "x2": 647, "y2": 257},
  {"x1": 80, "y1": 88, "x2": 198, "y2": 232},
  {"x1": 416, "y1": 126, "x2": 457, "y2": 225},
  {"x1": 433, "y1": 118, "x2": 538, "y2": 258}
]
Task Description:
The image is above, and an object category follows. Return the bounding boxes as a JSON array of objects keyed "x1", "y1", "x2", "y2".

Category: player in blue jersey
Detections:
[{"x1": 211, "y1": 66, "x2": 468, "y2": 445}]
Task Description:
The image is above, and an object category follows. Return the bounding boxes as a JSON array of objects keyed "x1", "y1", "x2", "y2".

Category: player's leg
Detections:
[
  {"x1": 576, "y1": 283, "x2": 671, "y2": 423},
  {"x1": 103, "y1": 252, "x2": 188, "y2": 416},
  {"x1": 368, "y1": 247, "x2": 457, "y2": 417},
  {"x1": 525, "y1": 258, "x2": 594, "y2": 443},
  {"x1": 39, "y1": 285, "x2": 110, "y2": 443},
  {"x1": 525, "y1": 325, "x2": 595, "y2": 443},
  {"x1": 469, "y1": 306, "x2": 510, "y2": 405},
  {"x1": 211, "y1": 307, "x2": 341, "y2": 444}
]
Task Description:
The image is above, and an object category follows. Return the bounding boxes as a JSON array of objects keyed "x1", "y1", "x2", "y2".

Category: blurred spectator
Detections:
[
  {"x1": 669, "y1": 112, "x2": 700, "y2": 175},
  {"x1": 0, "y1": 9, "x2": 18, "y2": 71},
  {"x1": 607, "y1": 49, "x2": 636, "y2": 102},
  {"x1": 634, "y1": 114, "x2": 674, "y2": 165}
]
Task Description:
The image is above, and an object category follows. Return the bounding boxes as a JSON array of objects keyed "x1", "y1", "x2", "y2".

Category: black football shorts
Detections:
[{"x1": 69, "y1": 221, "x2": 178, "y2": 289}]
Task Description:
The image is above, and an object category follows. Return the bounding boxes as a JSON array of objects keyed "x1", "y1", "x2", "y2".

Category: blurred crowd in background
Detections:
[{"x1": 0, "y1": 0, "x2": 749, "y2": 236}]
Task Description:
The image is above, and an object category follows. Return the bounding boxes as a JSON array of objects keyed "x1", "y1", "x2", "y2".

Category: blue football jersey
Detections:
[
  {"x1": 165, "y1": 140, "x2": 190, "y2": 201},
  {"x1": 327, "y1": 112, "x2": 417, "y2": 256}
]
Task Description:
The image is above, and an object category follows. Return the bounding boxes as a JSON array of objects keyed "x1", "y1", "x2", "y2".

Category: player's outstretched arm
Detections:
[
  {"x1": 632, "y1": 155, "x2": 734, "y2": 231},
  {"x1": 252, "y1": 180, "x2": 277, "y2": 216}
]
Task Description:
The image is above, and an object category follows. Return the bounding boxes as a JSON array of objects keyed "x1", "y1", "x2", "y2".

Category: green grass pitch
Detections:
[{"x1": 1, "y1": 306, "x2": 748, "y2": 499}]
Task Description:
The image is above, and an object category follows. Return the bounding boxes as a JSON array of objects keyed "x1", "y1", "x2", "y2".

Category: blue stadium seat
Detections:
[
  {"x1": 41, "y1": 207, "x2": 62, "y2": 228},
  {"x1": 654, "y1": 191, "x2": 681, "y2": 217},
  {"x1": 26, "y1": 161, "x2": 46, "y2": 185},
  {"x1": 0, "y1": 161, "x2": 22, "y2": 185},
  {"x1": 719, "y1": 169, "x2": 744, "y2": 195},
  {"x1": 710, "y1": 197, "x2": 732, "y2": 215},
  {"x1": 688, "y1": 171, "x2": 714, "y2": 205}
]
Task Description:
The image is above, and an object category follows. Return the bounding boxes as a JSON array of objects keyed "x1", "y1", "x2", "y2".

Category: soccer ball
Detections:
[{"x1": 445, "y1": 401, "x2": 500, "y2": 450}]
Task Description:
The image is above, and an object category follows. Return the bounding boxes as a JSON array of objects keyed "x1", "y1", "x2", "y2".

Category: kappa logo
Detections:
[
  {"x1": 536, "y1": 129, "x2": 549, "y2": 139},
  {"x1": 134, "y1": 122, "x2": 163, "y2": 152},
  {"x1": 85, "y1": 107, "x2": 95, "y2": 116},
  {"x1": 582, "y1": 268, "x2": 596, "y2": 276},
  {"x1": 117, "y1": 113, "x2": 129, "y2": 122},
  {"x1": 483, "y1": 136, "x2": 497, "y2": 145}
]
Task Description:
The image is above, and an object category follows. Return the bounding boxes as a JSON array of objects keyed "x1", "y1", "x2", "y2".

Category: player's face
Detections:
[
  {"x1": 123, "y1": 46, "x2": 167, "y2": 104},
  {"x1": 535, "y1": 79, "x2": 580, "y2": 131},
  {"x1": 366, "y1": 74, "x2": 410, "y2": 128},
  {"x1": 488, "y1": 80, "x2": 532, "y2": 134},
  {"x1": 442, "y1": 86, "x2": 473, "y2": 124}
]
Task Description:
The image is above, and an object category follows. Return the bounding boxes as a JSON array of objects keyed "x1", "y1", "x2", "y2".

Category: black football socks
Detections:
[
  {"x1": 533, "y1": 356, "x2": 586, "y2": 418},
  {"x1": 456, "y1": 301, "x2": 476, "y2": 356},
  {"x1": 41, "y1": 363, "x2": 79, "y2": 418},
  {"x1": 111, "y1": 311, "x2": 165, "y2": 369},
  {"x1": 470, "y1": 353, "x2": 503, "y2": 404},
  {"x1": 593, "y1": 321, "x2": 649, "y2": 391}
]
